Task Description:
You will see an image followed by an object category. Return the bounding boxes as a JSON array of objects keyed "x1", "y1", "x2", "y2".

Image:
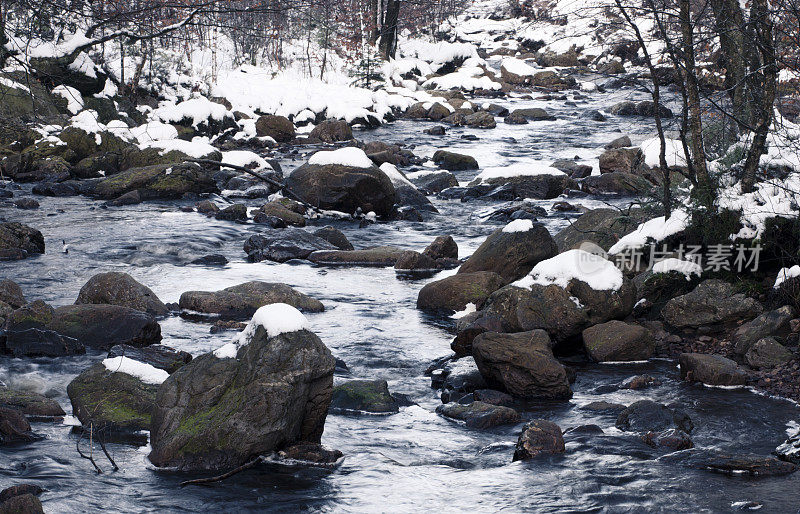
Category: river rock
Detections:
[
  {"x1": 470, "y1": 173, "x2": 570, "y2": 200},
  {"x1": 432, "y1": 150, "x2": 478, "y2": 171},
  {"x1": 435, "y1": 357, "x2": 487, "y2": 401},
  {"x1": 512, "y1": 420, "x2": 565, "y2": 461},
  {"x1": 3, "y1": 301, "x2": 85, "y2": 357},
  {"x1": 423, "y1": 235, "x2": 458, "y2": 260},
  {"x1": 458, "y1": 223, "x2": 557, "y2": 283},
  {"x1": 92, "y1": 163, "x2": 219, "y2": 200},
  {"x1": 256, "y1": 202, "x2": 306, "y2": 226},
  {"x1": 509, "y1": 108, "x2": 552, "y2": 121},
  {"x1": 463, "y1": 111, "x2": 496, "y2": 128},
  {"x1": 0, "y1": 485, "x2": 44, "y2": 504},
  {"x1": 0, "y1": 280, "x2": 25, "y2": 309},
  {"x1": 663, "y1": 449, "x2": 797, "y2": 476},
  {"x1": 179, "y1": 281, "x2": 323, "y2": 318},
  {"x1": 48, "y1": 304, "x2": 161, "y2": 350},
  {"x1": 605, "y1": 135, "x2": 632, "y2": 149},
  {"x1": 75, "y1": 272, "x2": 168, "y2": 315},
  {"x1": 579, "y1": 172, "x2": 653, "y2": 195},
  {"x1": 0, "y1": 222, "x2": 45, "y2": 260},
  {"x1": 394, "y1": 250, "x2": 438, "y2": 272},
  {"x1": 472, "y1": 330, "x2": 572, "y2": 399},
  {"x1": 0, "y1": 407, "x2": 37, "y2": 445},
  {"x1": 732, "y1": 306, "x2": 795, "y2": 356},
  {"x1": 609, "y1": 101, "x2": 637, "y2": 116},
  {"x1": 255, "y1": 114, "x2": 295, "y2": 142},
  {"x1": 286, "y1": 163, "x2": 396, "y2": 217},
  {"x1": 745, "y1": 337, "x2": 793, "y2": 370},
  {"x1": 313, "y1": 226, "x2": 353, "y2": 250},
  {"x1": 662, "y1": 280, "x2": 763, "y2": 330},
  {"x1": 551, "y1": 159, "x2": 592, "y2": 179},
  {"x1": 308, "y1": 119, "x2": 352, "y2": 143},
  {"x1": 636, "y1": 100, "x2": 673, "y2": 118},
  {"x1": 107, "y1": 344, "x2": 192, "y2": 374},
  {"x1": 330, "y1": 379, "x2": 399, "y2": 413},
  {"x1": 0, "y1": 387, "x2": 64, "y2": 418},
  {"x1": 277, "y1": 442, "x2": 343, "y2": 465},
  {"x1": 244, "y1": 229, "x2": 337, "y2": 262},
  {"x1": 582, "y1": 321, "x2": 654, "y2": 362},
  {"x1": 775, "y1": 432, "x2": 800, "y2": 464},
  {"x1": 679, "y1": 353, "x2": 748, "y2": 386},
  {"x1": 616, "y1": 400, "x2": 693, "y2": 433},
  {"x1": 554, "y1": 209, "x2": 649, "y2": 252},
  {"x1": 0, "y1": 493, "x2": 44, "y2": 514},
  {"x1": 67, "y1": 362, "x2": 161, "y2": 432},
  {"x1": 214, "y1": 203, "x2": 248, "y2": 222},
  {"x1": 599, "y1": 147, "x2": 644, "y2": 174},
  {"x1": 436, "y1": 401, "x2": 520, "y2": 429},
  {"x1": 642, "y1": 429, "x2": 694, "y2": 450},
  {"x1": 417, "y1": 272, "x2": 505, "y2": 312},
  {"x1": 148, "y1": 313, "x2": 335, "y2": 471},
  {"x1": 408, "y1": 170, "x2": 458, "y2": 193},
  {"x1": 307, "y1": 246, "x2": 406, "y2": 266}
]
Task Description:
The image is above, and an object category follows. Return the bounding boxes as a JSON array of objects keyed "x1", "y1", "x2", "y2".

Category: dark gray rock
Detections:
[
  {"x1": 582, "y1": 320, "x2": 654, "y2": 362},
  {"x1": 330, "y1": 379, "x2": 399, "y2": 413},
  {"x1": 662, "y1": 280, "x2": 763, "y2": 329},
  {"x1": 436, "y1": 401, "x2": 519, "y2": 429},
  {"x1": 244, "y1": 229, "x2": 337, "y2": 263},
  {"x1": 75, "y1": 272, "x2": 168, "y2": 315},
  {"x1": 513, "y1": 420, "x2": 565, "y2": 460},
  {"x1": 179, "y1": 281, "x2": 323, "y2": 318},
  {"x1": 107, "y1": 344, "x2": 192, "y2": 374},
  {"x1": 679, "y1": 353, "x2": 748, "y2": 386}
]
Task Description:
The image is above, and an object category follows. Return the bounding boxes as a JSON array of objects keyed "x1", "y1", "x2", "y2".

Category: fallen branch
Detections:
[
  {"x1": 186, "y1": 158, "x2": 320, "y2": 213},
  {"x1": 179, "y1": 456, "x2": 265, "y2": 487}
]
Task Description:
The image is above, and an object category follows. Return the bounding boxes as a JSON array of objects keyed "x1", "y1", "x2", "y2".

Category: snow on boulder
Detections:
[
  {"x1": 398, "y1": 40, "x2": 479, "y2": 73},
  {"x1": 307, "y1": 147, "x2": 373, "y2": 168},
  {"x1": 500, "y1": 57, "x2": 538, "y2": 84},
  {"x1": 514, "y1": 249, "x2": 624, "y2": 291},
  {"x1": 154, "y1": 97, "x2": 231, "y2": 128},
  {"x1": 141, "y1": 137, "x2": 220, "y2": 159},
  {"x1": 221, "y1": 150, "x2": 270, "y2": 170},
  {"x1": 469, "y1": 162, "x2": 571, "y2": 200},
  {"x1": 131, "y1": 121, "x2": 179, "y2": 144},
  {"x1": 102, "y1": 356, "x2": 169, "y2": 385},
  {"x1": 502, "y1": 219, "x2": 534, "y2": 233},
  {"x1": 473, "y1": 162, "x2": 566, "y2": 182},
  {"x1": 214, "y1": 303, "x2": 309, "y2": 359},
  {"x1": 775, "y1": 265, "x2": 800, "y2": 289},
  {"x1": 640, "y1": 137, "x2": 687, "y2": 168},
  {"x1": 652, "y1": 258, "x2": 702, "y2": 279},
  {"x1": 608, "y1": 210, "x2": 689, "y2": 255},
  {"x1": 52, "y1": 85, "x2": 84, "y2": 114},
  {"x1": 422, "y1": 66, "x2": 501, "y2": 91}
]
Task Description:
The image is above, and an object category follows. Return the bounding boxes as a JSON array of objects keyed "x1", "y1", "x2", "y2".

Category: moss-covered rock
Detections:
[
  {"x1": 0, "y1": 222, "x2": 44, "y2": 260},
  {"x1": 49, "y1": 304, "x2": 162, "y2": 350},
  {"x1": 67, "y1": 363, "x2": 160, "y2": 431},
  {"x1": 91, "y1": 162, "x2": 218, "y2": 200},
  {"x1": 0, "y1": 387, "x2": 65, "y2": 418},
  {"x1": 417, "y1": 271, "x2": 505, "y2": 312},
  {"x1": 330, "y1": 379, "x2": 399, "y2": 413}
]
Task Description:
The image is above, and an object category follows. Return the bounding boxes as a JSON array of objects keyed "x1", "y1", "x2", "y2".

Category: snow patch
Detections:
[
  {"x1": 652, "y1": 258, "x2": 702, "y2": 279},
  {"x1": 473, "y1": 162, "x2": 565, "y2": 182},
  {"x1": 214, "y1": 303, "x2": 309, "y2": 359},
  {"x1": 514, "y1": 249, "x2": 624, "y2": 291},
  {"x1": 609, "y1": 210, "x2": 690, "y2": 255},
  {"x1": 102, "y1": 356, "x2": 169, "y2": 385},
  {"x1": 502, "y1": 219, "x2": 534, "y2": 233},
  {"x1": 774, "y1": 266, "x2": 800, "y2": 289},
  {"x1": 308, "y1": 147, "x2": 373, "y2": 168}
]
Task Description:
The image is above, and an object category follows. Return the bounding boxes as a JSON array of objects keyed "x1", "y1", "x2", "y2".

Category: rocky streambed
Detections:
[{"x1": 2, "y1": 82, "x2": 800, "y2": 512}]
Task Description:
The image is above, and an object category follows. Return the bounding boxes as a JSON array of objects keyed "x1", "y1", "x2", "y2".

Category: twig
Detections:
[
  {"x1": 186, "y1": 158, "x2": 321, "y2": 213},
  {"x1": 179, "y1": 456, "x2": 265, "y2": 487},
  {"x1": 76, "y1": 428, "x2": 102, "y2": 474},
  {"x1": 97, "y1": 430, "x2": 119, "y2": 472}
]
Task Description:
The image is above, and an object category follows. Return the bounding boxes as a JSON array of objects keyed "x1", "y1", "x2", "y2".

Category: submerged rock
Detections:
[
  {"x1": 513, "y1": 420, "x2": 565, "y2": 461},
  {"x1": 662, "y1": 449, "x2": 797, "y2": 476},
  {"x1": 148, "y1": 311, "x2": 335, "y2": 471},
  {"x1": 679, "y1": 353, "x2": 748, "y2": 386},
  {"x1": 436, "y1": 401, "x2": 519, "y2": 429},
  {"x1": 330, "y1": 379, "x2": 399, "y2": 414},
  {"x1": 472, "y1": 331, "x2": 572, "y2": 400},
  {"x1": 616, "y1": 400, "x2": 693, "y2": 433},
  {"x1": 75, "y1": 272, "x2": 168, "y2": 316},
  {"x1": 179, "y1": 281, "x2": 323, "y2": 318}
]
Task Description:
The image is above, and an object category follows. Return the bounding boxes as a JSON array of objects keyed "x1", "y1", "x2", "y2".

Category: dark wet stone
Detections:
[
  {"x1": 679, "y1": 353, "x2": 748, "y2": 386},
  {"x1": 244, "y1": 229, "x2": 336, "y2": 263},
  {"x1": 108, "y1": 344, "x2": 192, "y2": 374},
  {"x1": 582, "y1": 320, "x2": 655, "y2": 362},
  {"x1": 190, "y1": 254, "x2": 228, "y2": 265},
  {"x1": 277, "y1": 443, "x2": 343, "y2": 464},
  {"x1": 0, "y1": 407, "x2": 37, "y2": 444},
  {"x1": 616, "y1": 400, "x2": 693, "y2": 433},
  {"x1": 179, "y1": 281, "x2": 323, "y2": 318},
  {"x1": 436, "y1": 401, "x2": 519, "y2": 429},
  {"x1": 313, "y1": 226, "x2": 354, "y2": 251},
  {"x1": 0, "y1": 387, "x2": 64, "y2": 418},
  {"x1": 662, "y1": 449, "x2": 797, "y2": 476},
  {"x1": 330, "y1": 379, "x2": 399, "y2": 414},
  {"x1": 513, "y1": 420, "x2": 565, "y2": 461}
]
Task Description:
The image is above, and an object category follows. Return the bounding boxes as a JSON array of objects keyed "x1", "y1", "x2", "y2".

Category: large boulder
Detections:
[
  {"x1": 0, "y1": 223, "x2": 44, "y2": 261},
  {"x1": 599, "y1": 147, "x2": 644, "y2": 174},
  {"x1": 469, "y1": 173, "x2": 570, "y2": 200},
  {"x1": 408, "y1": 170, "x2": 458, "y2": 194},
  {"x1": 417, "y1": 272, "x2": 505, "y2": 312},
  {"x1": 2, "y1": 301, "x2": 84, "y2": 357},
  {"x1": 67, "y1": 361, "x2": 165, "y2": 431},
  {"x1": 29, "y1": 52, "x2": 107, "y2": 95},
  {"x1": 148, "y1": 307, "x2": 335, "y2": 471},
  {"x1": 582, "y1": 321, "x2": 654, "y2": 362},
  {"x1": 330, "y1": 379, "x2": 399, "y2": 414},
  {"x1": 472, "y1": 330, "x2": 572, "y2": 399},
  {"x1": 179, "y1": 281, "x2": 323, "y2": 318},
  {"x1": 423, "y1": 235, "x2": 458, "y2": 260},
  {"x1": 512, "y1": 420, "x2": 565, "y2": 461},
  {"x1": 554, "y1": 208, "x2": 649, "y2": 252},
  {"x1": 48, "y1": 304, "x2": 162, "y2": 350},
  {"x1": 662, "y1": 280, "x2": 763, "y2": 330},
  {"x1": 0, "y1": 492, "x2": 44, "y2": 514},
  {"x1": 308, "y1": 120, "x2": 352, "y2": 143},
  {"x1": 75, "y1": 272, "x2": 168, "y2": 315},
  {"x1": 255, "y1": 114, "x2": 295, "y2": 142},
  {"x1": 508, "y1": 108, "x2": 552, "y2": 121},
  {"x1": 458, "y1": 222, "x2": 558, "y2": 283},
  {"x1": 744, "y1": 337, "x2": 793, "y2": 370},
  {"x1": 678, "y1": 353, "x2": 748, "y2": 386},
  {"x1": 0, "y1": 387, "x2": 65, "y2": 418},
  {"x1": 286, "y1": 163, "x2": 396, "y2": 217},
  {"x1": 92, "y1": 163, "x2": 218, "y2": 200},
  {"x1": 436, "y1": 401, "x2": 520, "y2": 429},
  {"x1": 579, "y1": 172, "x2": 653, "y2": 196},
  {"x1": 432, "y1": 150, "x2": 478, "y2": 171},
  {"x1": 731, "y1": 306, "x2": 795, "y2": 356},
  {"x1": 244, "y1": 229, "x2": 337, "y2": 263},
  {"x1": 256, "y1": 202, "x2": 306, "y2": 227}
]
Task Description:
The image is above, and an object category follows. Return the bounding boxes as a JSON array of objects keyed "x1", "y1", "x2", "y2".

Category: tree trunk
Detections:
[
  {"x1": 378, "y1": 0, "x2": 400, "y2": 60},
  {"x1": 709, "y1": 0, "x2": 753, "y2": 129}
]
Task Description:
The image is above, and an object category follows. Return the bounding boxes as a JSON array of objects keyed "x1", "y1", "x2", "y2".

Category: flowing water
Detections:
[{"x1": 2, "y1": 83, "x2": 799, "y2": 512}]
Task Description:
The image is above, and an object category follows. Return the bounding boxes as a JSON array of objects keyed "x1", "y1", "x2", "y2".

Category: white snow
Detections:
[
  {"x1": 214, "y1": 303, "x2": 310, "y2": 359},
  {"x1": 221, "y1": 150, "x2": 270, "y2": 170},
  {"x1": 142, "y1": 137, "x2": 218, "y2": 158},
  {"x1": 502, "y1": 219, "x2": 534, "y2": 233},
  {"x1": 154, "y1": 96, "x2": 230, "y2": 127},
  {"x1": 102, "y1": 356, "x2": 169, "y2": 385},
  {"x1": 501, "y1": 57, "x2": 537, "y2": 77},
  {"x1": 308, "y1": 147, "x2": 373, "y2": 168},
  {"x1": 652, "y1": 258, "x2": 702, "y2": 279},
  {"x1": 131, "y1": 121, "x2": 179, "y2": 144},
  {"x1": 473, "y1": 162, "x2": 565, "y2": 182},
  {"x1": 514, "y1": 249, "x2": 624, "y2": 291},
  {"x1": 640, "y1": 137, "x2": 687, "y2": 168},
  {"x1": 609, "y1": 210, "x2": 690, "y2": 254},
  {"x1": 452, "y1": 302, "x2": 477, "y2": 319},
  {"x1": 52, "y1": 85, "x2": 84, "y2": 114},
  {"x1": 774, "y1": 266, "x2": 800, "y2": 289},
  {"x1": 0, "y1": 77, "x2": 30, "y2": 93},
  {"x1": 379, "y1": 163, "x2": 413, "y2": 187}
]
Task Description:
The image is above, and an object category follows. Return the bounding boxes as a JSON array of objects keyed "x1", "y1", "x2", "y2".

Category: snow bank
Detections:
[
  {"x1": 154, "y1": 97, "x2": 230, "y2": 127},
  {"x1": 774, "y1": 265, "x2": 800, "y2": 289},
  {"x1": 52, "y1": 85, "x2": 84, "y2": 114},
  {"x1": 214, "y1": 303, "x2": 310, "y2": 359},
  {"x1": 640, "y1": 137, "x2": 687, "y2": 168},
  {"x1": 308, "y1": 147, "x2": 373, "y2": 168},
  {"x1": 102, "y1": 356, "x2": 169, "y2": 385},
  {"x1": 474, "y1": 162, "x2": 565, "y2": 182},
  {"x1": 142, "y1": 137, "x2": 218, "y2": 158},
  {"x1": 609, "y1": 210, "x2": 689, "y2": 254},
  {"x1": 501, "y1": 57, "x2": 537, "y2": 77},
  {"x1": 514, "y1": 249, "x2": 624, "y2": 291},
  {"x1": 398, "y1": 40, "x2": 479, "y2": 71},
  {"x1": 502, "y1": 219, "x2": 534, "y2": 233},
  {"x1": 131, "y1": 121, "x2": 179, "y2": 144},
  {"x1": 652, "y1": 258, "x2": 702, "y2": 279}
]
